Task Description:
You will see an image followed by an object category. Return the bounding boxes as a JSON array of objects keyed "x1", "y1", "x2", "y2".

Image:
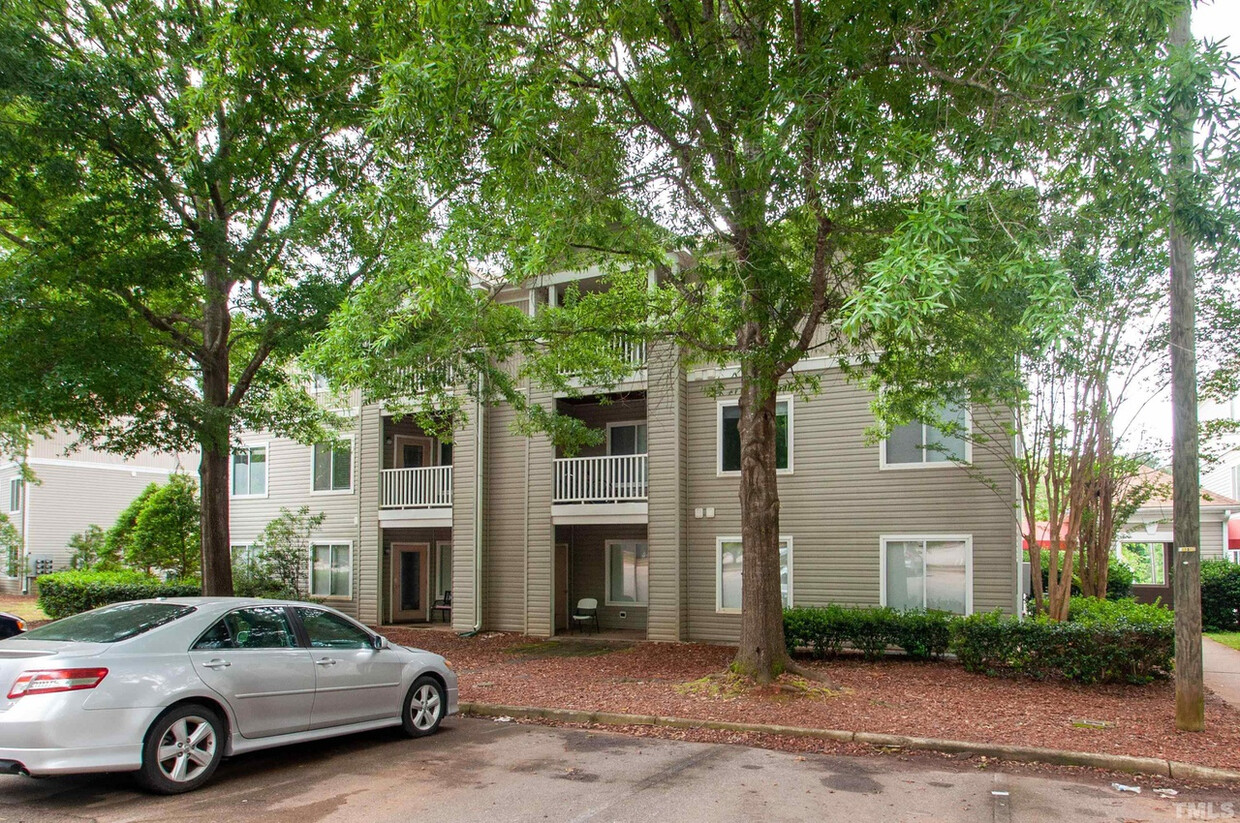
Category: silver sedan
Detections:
[{"x1": 0, "y1": 597, "x2": 458, "y2": 793}]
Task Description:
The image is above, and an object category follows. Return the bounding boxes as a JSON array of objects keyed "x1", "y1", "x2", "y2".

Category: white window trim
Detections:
[
  {"x1": 1119, "y1": 540, "x2": 1168, "y2": 587},
  {"x1": 8, "y1": 477, "x2": 21, "y2": 513},
  {"x1": 309, "y1": 434, "x2": 355, "y2": 495},
  {"x1": 716, "y1": 395, "x2": 794, "y2": 477},
  {"x1": 879, "y1": 407, "x2": 974, "y2": 470},
  {"x1": 309, "y1": 539, "x2": 354, "y2": 600},
  {"x1": 603, "y1": 539, "x2": 649, "y2": 607},
  {"x1": 230, "y1": 443, "x2": 270, "y2": 499},
  {"x1": 605, "y1": 420, "x2": 648, "y2": 456},
  {"x1": 878, "y1": 534, "x2": 974, "y2": 615},
  {"x1": 392, "y1": 434, "x2": 436, "y2": 468},
  {"x1": 715, "y1": 535, "x2": 793, "y2": 614}
]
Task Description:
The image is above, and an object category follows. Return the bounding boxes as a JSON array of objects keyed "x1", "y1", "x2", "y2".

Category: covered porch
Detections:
[
  {"x1": 381, "y1": 526, "x2": 454, "y2": 625},
  {"x1": 553, "y1": 523, "x2": 649, "y2": 637}
]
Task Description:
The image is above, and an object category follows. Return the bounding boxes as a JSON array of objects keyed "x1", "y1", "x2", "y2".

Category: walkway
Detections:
[{"x1": 1202, "y1": 637, "x2": 1240, "y2": 708}]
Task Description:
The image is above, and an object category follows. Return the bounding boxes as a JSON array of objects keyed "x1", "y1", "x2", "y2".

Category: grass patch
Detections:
[
  {"x1": 1207, "y1": 632, "x2": 1240, "y2": 652},
  {"x1": 505, "y1": 640, "x2": 627, "y2": 659},
  {"x1": 676, "y1": 671, "x2": 843, "y2": 701},
  {"x1": 0, "y1": 595, "x2": 47, "y2": 622}
]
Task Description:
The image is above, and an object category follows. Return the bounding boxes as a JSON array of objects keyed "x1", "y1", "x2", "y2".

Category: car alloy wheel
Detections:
[
  {"x1": 401, "y1": 675, "x2": 446, "y2": 737},
  {"x1": 137, "y1": 704, "x2": 224, "y2": 794}
]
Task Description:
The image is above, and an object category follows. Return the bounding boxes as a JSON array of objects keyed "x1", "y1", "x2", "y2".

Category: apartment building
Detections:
[
  {"x1": 0, "y1": 430, "x2": 193, "y2": 594},
  {"x1": 230, "y1": 280, "x2": 1022, "y2": 641}
]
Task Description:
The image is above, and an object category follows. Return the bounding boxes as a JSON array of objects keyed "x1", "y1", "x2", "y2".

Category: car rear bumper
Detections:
[{"x1": 0, "y1": 697, "x2": 151, "y2": 775}]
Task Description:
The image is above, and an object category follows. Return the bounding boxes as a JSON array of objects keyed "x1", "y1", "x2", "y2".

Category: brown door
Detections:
[
  {"x1": 555, "y1": 542, "x2": 569, "y2": 633},
  {"x1": 395, "y1": 436, "x2": 434, "y2": 468},
  {"x1": 391, "y1": 543, "x2": 430, "y2": 622}
]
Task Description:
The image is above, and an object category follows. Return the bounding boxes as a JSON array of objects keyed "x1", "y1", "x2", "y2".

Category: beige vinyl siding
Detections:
[
  {"x1": 356, "y1": 404, "x2": 382, "y2": 624},
  {"x1": 1121, "y1": 503, "x2": 1232, "y2": 560},
  {"x1": 525, "y1": 386, "x2": 556, "y2": 637},
  {"x1": 684, "y1": 370, "x2": 1018, "y2": 643},
  {"x1": 559, "y1": 523, "x2": 649, "y2": 632},
  {"x1": 450, "y1": 396, "x2": 479, "y2": 631},
  {"x1": 24, "y1": 429, "x2": 194, "y2": 471},
  {"x1": 21, "y1": 462, "x2": 172, "y2": 567},
  {"x1": 229, "y1": 420, "x2": 363, "y2": 618},
  {"x1": 646, "y1": 340, "x2": 688, "y2": 641},
  {"x1": 483, "y1": 400, "x2": 529, "y2": 632}
]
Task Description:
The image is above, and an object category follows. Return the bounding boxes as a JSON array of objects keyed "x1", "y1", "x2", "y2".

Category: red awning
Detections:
[{"x1": 1229, "y1": 517, "x2": 1240, "y2": 551}]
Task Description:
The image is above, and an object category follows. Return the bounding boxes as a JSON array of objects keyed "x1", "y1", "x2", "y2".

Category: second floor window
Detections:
[
  {"x1": 231, "y1": 445, "x2": 267, "y2": 497},
  {"x1": 883, "y1": 405, "x2": 969, "y2": 467},
  {"x1": 312, "y1": 440, "x2": 352, "y2": 492},
  {"x1": 608, "y1": 422, "x2": 647, "y2": 455},
  {"x1": 8, "y1": 478, "x2": 20, "y2": 512},
  {"x1": 718, "y1": 399, "x2": 791, "y2": 474}
]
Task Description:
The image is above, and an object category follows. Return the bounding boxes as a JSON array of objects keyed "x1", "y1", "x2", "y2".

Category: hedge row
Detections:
[
  {"x1": 783, "y1": 597, "x2": 1174, "y2": 684},
  {"x1": 1202, "y1": 559, "x2": 1240, "y2": 632},
  {"x1": 37, "y1": 570, "x2": 200, "y2": 619}
]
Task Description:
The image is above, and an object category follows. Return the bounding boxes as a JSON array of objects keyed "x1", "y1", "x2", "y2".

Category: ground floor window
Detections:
[
  {"x1": 605, "y1": 540, "x2": 648, "y2": 606},
  {"x1": 716, "y1": 537, "x2": 792, "y2": 613},
  {"x1": 311, "y1": 543, "x2": 352, "y2": 598},
  {"x1": 882, "y1": 536, "x2": 971, "y2": 614},
  {"x1": 1121, "y1": 541, "x2": 1166, "y2": 586}
]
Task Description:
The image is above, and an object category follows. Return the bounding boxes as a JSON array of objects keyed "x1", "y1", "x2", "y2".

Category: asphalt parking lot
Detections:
[{"x1": 0, "y1": 717, "x2": 1220, "y2": 822}]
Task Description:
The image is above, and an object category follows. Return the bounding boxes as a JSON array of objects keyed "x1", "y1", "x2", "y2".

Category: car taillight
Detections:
[{"x1": 7, "y1": 668, "x2": 108, "y2": 699}]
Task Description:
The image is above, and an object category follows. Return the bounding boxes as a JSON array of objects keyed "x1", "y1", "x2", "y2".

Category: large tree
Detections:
[
  {"x1": 318, "y1": 0, "x2": 1208, "y2": 681},
  {"x1": 0, "y1": 0, "x2": 389, "y2": 593}
]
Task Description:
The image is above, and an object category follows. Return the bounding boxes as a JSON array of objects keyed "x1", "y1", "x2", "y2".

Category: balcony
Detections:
[
  {"x1": 379, "y1": 466, "x2": 453, "y2": 527},
  {"x1": 552, "y1": 454, "x2": 648, "y2": 525}
]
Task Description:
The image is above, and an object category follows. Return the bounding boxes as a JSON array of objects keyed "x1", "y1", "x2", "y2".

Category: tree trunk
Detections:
[
  {"x1": 198, "y1": 405, "x2": 234, "y2": 596},
  {"x1": 732, "y1": 365, "x2": 796, "y2": 683},
  {"x1": 1169, "y1": 0, "x2": 1202, "y2": 733}
]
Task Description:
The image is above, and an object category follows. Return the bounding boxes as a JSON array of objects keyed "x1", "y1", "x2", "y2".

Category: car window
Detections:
[
  {"x1": 24, "y1": 602, "x2": 195, "y2": 643},
  {"x1": 192, "y1": 619, "x2": 234, "y2": 650},
  {"x1": 296, "y1": 608, "x2": 372, "y2": 649},
  {"x1": 219, "y1": 607, "x2": 298, "y2": 650}
]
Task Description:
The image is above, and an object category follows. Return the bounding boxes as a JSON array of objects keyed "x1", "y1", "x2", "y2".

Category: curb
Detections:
[{"x1": 459, "y1": 702, "x2": 1240, "y2": 783}]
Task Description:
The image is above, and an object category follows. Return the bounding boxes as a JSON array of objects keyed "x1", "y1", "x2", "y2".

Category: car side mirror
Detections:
[{"x1": 372, "y1": 635, "x2": 390, "y2": 651}]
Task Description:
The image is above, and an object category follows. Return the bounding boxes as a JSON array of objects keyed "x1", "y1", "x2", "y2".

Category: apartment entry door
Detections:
[
  {"x1": 395, "y1": 436, "x2": 434, "y2": 469},
  {"x1": 391, "y1": 543, "x2": 430, "y2": 622}
]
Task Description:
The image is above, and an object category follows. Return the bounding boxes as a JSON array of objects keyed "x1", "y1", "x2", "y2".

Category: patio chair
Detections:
[
  {"x1": 431, "y1": 591, "x2": 452, "y2": 623},
  {"x1": 570, "y1": 598, "x2": 600, "y2": 634}
]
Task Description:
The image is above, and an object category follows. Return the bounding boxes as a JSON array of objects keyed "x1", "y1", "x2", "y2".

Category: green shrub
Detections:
[
  {"x1": 1030, "y1": 550, "x2": 1135, "y2": 601},
  {"x1": 953, "y1": 598, "x2": 1173, "y2": 684},
  {"x1": 1201, "y1": 559, "x2": 1240, "y2": 632},
  {"x1": 36, "y1": 570, "x2": 201, "y2": 619},
  {"x1": 783, "y1": 606, "x2": 956, "y2": 662}
]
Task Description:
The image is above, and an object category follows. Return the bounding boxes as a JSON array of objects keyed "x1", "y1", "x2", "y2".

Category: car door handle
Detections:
[
  {"x1": 315, "y1": 658, "x2": 337, "y2": 666},
  {"x1": 203, "y1": 659, "x2": 231, "y2": 669}
]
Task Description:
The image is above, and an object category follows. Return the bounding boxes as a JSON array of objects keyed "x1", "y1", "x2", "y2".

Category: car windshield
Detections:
[{"x1": 22, "y1": 602, "x2": 196, "y2": 643}]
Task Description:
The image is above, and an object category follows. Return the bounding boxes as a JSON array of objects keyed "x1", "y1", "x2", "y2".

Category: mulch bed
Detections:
[{"x1": 381, "y1": 627, "x2": 1240, "y2": 772}]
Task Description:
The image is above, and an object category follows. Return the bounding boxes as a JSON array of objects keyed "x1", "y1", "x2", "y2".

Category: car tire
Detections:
[
  {"x1": 134, "y1": 704, "x2": 225, "y2": 795},
  {"x1": 401, "y1": 675, "x2": 446, "y2": 738}
]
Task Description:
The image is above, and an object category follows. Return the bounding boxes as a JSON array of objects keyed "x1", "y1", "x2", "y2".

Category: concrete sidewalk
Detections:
[{"x1": 1203, "y1": 637, "x2": 1240, "y2": 708}]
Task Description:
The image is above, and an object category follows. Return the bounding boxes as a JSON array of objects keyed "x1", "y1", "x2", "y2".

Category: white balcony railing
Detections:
[
  {"x1": 381, "y1": 466, "x2": 453, "y2": 509},
  {"x1": 613, "y1": 338, "x2": 647, "y2": 371},
  {"x1": 554, "y1": 454, "x2": 648, "y2": 504}
]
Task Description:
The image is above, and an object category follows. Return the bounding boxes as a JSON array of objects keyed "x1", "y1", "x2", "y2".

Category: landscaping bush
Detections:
[
  {"x1": 783, "y1": 606, "x2": 955, "y2": 661},
  {"x1": 953, "y1": 597, "x2": 1173, "y2": 684},
  {"x1": 36, "y1": 570, "x2": 201, "y2": 619},
  {"x1": 1201, "y1": 559, "x2": 1240, "y2": 632},
  {"x1": 1030, "y1": 550, "x2": 1134, "y2": 601}
]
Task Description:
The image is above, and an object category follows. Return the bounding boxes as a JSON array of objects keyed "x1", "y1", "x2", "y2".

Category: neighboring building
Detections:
[
  {"x1": 1202, "y1": 394, "x2": 1240, "y2": 502},
  {"x1": 231, "y1": 277, "x2": 1022, "y2": 641},
  {"x1": 1115, "y1": 466, "x2": 1239, "y2": 606},
  {"x1": 0, "y1": 431, "x2": 194, "y2": 594}
]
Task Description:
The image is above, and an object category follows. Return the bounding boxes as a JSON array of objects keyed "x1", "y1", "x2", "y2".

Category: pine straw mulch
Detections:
[{"x1": 380, "y1": 627, "x2": 1240, "y2": 773}]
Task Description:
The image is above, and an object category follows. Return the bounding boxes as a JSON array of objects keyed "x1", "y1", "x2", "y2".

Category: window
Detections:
[
  {"x1": 718, "y1": 398, "x2": 791, "y2": 474},
  {"x1": 311, "y1": 543, "x2": 352, "y2": 598},
  {"x1": 231, "y1": 543, "x2": 261, "y2": 573},
  {"x1": 716, "y1": 537, "x2": 792, "y2": 613},
  {"x1": 312, "y1": 439, "x2": 352, "y2": 492},
  {"x1": 296, "y1": 608, "x2": 372, "y2": 649},
  {"x1": 8, "y1": 478, "x2": 20, "y2": 512},
  {"x1": 882, "y1": 536, "x2": 971, "y2": 614},
  {"x1": 440, "y1": 441, "x2": 454, "y2": 466},
  {"x1": 193, "y1": 606, "x2": 298, "y2": 650},
  {"x1": 231, "y1": 445, "x2": 267, "y2": 497},
  {"x1": 605, "y1": 541, "x2": 649, "y2": 606},
  {"x1": 607, "y1": 422, "x2": 648, "y2": 456},
  {"x1": 1122, "y1": 541, "x2": 1166, "y2": 586},
  {"x1": 436, "y1": 542, "x2": 453, "y2": 598},
  {"x1": 882, "y1": 406, "x2": 969, "y2": 467}
]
